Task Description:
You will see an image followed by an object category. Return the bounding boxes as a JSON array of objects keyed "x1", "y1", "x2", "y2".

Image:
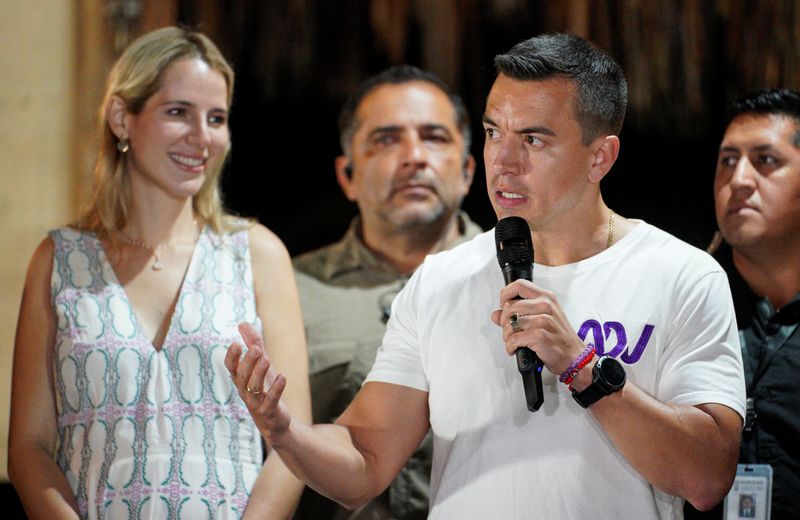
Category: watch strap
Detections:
[{"x1": 571, "y1": 380, "x2": 608, "y2": 408}]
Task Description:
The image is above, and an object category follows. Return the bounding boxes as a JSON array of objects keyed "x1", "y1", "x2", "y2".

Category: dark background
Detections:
[{"x1": 173, "y1": 0, "x2": 800, "y2": 255}]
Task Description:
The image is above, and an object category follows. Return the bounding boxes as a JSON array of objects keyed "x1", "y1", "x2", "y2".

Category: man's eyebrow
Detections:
[
  {"x1": 516, "y1": 125, "x2": 556, "y2": 137},
  {"x1": 420, "y1": 124, "x2": 453, "y2": 135},
  {"x1": 750, "y1": 144, "x2": 777, "y2": 153},
  {"x1": 366, "y1": 126, "x2": 402, "y2": 138},
  {"x1": 366, "y1": 124, "x2": 454, "y2": 139},
  {"x1": 481, "y1": 115, "x2": 555, "y2": 136},
  {"x1": 718, "y1": 144, "x2": 775, "y2": 154}
]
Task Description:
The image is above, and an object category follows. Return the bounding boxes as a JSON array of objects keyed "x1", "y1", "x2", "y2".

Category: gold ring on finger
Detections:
[{"x1": 509, "y1": 313, "x2": 523, "y2": 334}]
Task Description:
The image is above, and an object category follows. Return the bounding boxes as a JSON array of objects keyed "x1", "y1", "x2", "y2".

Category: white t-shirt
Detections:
[{"x1": 366, "y1": 221, "x2": 745, "y2": 520}]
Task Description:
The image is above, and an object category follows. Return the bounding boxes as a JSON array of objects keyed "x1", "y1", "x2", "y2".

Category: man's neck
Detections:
[
  {"x1": 733, "y1": 243, "x2": 800, "y2": 310},
  {"x1": 361, "y1": 213, "x2": 463, "y2": 274},
  {"x1": 531, "y1": 202, "x2": 634, "y2": 266}
]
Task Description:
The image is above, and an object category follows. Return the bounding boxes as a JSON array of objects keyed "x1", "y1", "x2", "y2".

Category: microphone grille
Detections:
[{"x1": 495, "y1": 216, "x2": 533, "y2": 266}]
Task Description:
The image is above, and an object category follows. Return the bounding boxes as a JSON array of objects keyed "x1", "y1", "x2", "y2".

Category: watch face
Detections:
[{"x1": 599, "y1": 356, "x2": 626, "y2": 387}]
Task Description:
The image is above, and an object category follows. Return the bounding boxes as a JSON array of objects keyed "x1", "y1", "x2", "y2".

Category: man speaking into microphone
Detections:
[{"x1": 227, "y1": 33, "x2": 746, "y2": 519}]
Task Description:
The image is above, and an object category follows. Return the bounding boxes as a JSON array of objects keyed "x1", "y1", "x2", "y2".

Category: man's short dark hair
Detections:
[
  {"x1": 338, "y1": 65, "x2": 471, "y2": 157},
  {"x1": 726, "y1": 88, "x2": 800, "y2": 147},
  {"x1": 493, "y1": 33, "x2": 627, "y2": 145}
]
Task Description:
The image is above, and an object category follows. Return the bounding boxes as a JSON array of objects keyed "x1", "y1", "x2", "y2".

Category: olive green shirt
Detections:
[{"x1": 292, "y1": 212, "x2": 482, "y2": 520}]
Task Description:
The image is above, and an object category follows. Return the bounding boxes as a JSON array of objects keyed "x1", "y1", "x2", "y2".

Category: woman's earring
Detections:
[{"x1": 116, "y1": 138, "x2": 130, "y2": 153}]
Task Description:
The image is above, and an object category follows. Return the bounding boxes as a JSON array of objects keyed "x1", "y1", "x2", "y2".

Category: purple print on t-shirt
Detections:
[{"x1": 577, "y1": 319, "x2": 655, "y2": 364}]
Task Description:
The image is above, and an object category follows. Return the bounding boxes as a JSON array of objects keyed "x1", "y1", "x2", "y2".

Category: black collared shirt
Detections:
[{"x1": 725, "y1": 244, "x2": 800, "y2": 520}]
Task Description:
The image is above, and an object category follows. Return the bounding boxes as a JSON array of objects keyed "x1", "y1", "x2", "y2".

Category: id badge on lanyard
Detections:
[{"x1": 723, "y1": 464, "x2": 772, "y2": 520}]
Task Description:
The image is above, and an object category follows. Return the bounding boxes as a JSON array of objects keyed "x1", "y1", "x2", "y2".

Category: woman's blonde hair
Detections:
[{"x1": 76, "y1": 26, "x2": 236, "y2": 236}]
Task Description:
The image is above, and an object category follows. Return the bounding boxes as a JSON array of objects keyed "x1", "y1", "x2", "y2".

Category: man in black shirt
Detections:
[{"x1": 712, "y1": 89, "x2": 800, "y2": 519}]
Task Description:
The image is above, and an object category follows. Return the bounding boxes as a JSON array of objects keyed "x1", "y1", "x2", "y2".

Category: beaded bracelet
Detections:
[
  {"x1": 559, "y1": 344, "x2": 597, "y2": 385},
  {"x1": 565, "y1": 350, "x2": 596, "y2": 389}
]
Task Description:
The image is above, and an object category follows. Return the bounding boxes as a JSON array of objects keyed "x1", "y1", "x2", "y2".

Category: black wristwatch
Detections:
[{"x1": 571, "y1": 355, "x2": 626, "y2": 408}]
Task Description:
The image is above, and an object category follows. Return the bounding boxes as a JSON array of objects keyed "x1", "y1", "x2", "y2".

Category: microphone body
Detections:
[{"x1": 495, "y1": 217, "x2": 544, "y2": 412}]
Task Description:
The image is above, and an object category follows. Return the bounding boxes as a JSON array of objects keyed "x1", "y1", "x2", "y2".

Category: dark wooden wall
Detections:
[{"x1": 143, "y1": 0, "x2": 800, "y2": 254}]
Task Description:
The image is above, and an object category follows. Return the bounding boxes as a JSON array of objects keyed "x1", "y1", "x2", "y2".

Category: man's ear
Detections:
[
  {"x1": 106, "y1": 95, "x2": 129, "y2": 139},
  {"x1": 334, "y1": 155, "x2": 358, "y2": 201},
  {"x1": 461, "y1": 154, "x2": 477, "y2": 195},
  {"x1": 587, "y1": 135, "x2": 620, "y2": 184}
]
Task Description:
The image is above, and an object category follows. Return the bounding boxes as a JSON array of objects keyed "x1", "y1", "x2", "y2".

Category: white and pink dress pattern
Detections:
[{"x1": 50, "y1": 225, "x2": 262, "y2": 520}]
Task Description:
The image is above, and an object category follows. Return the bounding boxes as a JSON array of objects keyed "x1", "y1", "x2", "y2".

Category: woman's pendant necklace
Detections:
[
  {"x1": 118, "y1": 234, "x2": 168, "y2": 271},
  {"x1": 151, "y1": 248, "x2": 164, "y2": 270},
  {"x1": 117, "y1": 221, "x2": 200, "y2": 271}
]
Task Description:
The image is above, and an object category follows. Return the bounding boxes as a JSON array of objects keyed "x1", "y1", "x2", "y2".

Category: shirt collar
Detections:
[
  {"x1": 716, "y1": 242, "x2": 800, "y2": 329},
  {"x1": 322, "y1": 211, "x2": 481, "y2": 282}
]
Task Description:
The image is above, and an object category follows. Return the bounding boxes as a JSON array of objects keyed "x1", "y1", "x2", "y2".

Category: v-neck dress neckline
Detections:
[{"x1": 95, "y1": 227, "x2": 205, "y2": 353}]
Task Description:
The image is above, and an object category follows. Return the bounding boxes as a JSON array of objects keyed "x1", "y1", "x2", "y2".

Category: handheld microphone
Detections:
[{"x1": 495, "y1": 216, "x2": 544, "y2": 412}]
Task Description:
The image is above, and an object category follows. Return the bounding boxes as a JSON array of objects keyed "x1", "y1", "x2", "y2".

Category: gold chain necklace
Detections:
[{"x1": 607, "y1": 210, "x2": 615, "y2": 249}]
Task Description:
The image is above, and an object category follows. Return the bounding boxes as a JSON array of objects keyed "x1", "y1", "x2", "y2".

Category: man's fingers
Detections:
[
  {"x1": 499, "y1": 279, "x2": 536, "y2": 302},
  {"x1": 236, "y1": 346, "x2": 263, "y2": 387},
  {"x1": 260, "y1": 374, "x2": 287, "y2": 413},
  {"x1": 246, "y1": 356, "x2": 270, "y2": 396},
  {"x1": 238, "y1": 321, "x2": 265, "y2": 350},
  {"x1": 225, "y1": 342, "x2": 243, "y2": 374}
]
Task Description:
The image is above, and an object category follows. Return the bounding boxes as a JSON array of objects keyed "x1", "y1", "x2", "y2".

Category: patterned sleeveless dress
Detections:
[{"x1": 50, "y1": 225, "x2": 263, "y2": 519}]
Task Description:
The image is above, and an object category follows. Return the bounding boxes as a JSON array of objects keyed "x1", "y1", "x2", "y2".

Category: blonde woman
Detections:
[{"x1": 8, "y1": 27, "x2": 310, "y2": 519}]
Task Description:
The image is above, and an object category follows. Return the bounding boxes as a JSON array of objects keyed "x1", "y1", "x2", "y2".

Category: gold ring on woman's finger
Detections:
[{"x1": 246, "y1": 384, "x2": 263, "y2": 395}]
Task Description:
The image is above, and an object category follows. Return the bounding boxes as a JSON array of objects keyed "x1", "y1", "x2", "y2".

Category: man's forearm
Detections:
[
  {"x1": 591, "y1": 383, "x2": 741, "y2": 510},
  {"x1": 267, "y1": 420, "x2": 383, "y2": 509}
]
